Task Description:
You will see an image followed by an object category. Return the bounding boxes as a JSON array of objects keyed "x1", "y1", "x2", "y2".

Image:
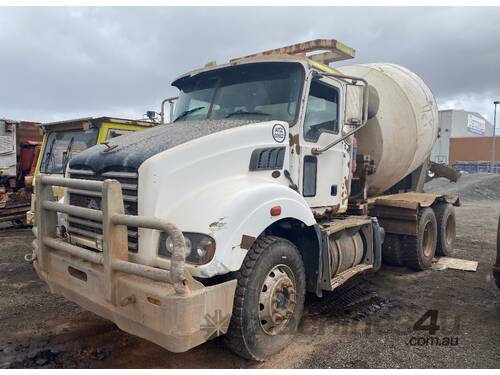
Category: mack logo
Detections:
[
  {"x1": 200, "y1": 309, "x2": 231, "y2": 340},
  {"x1": 272, "y1": 123, "x2": 286, "y2": 143},
  {"x1": 87, "y1": 198, "x2": 100, "y2": 210}
]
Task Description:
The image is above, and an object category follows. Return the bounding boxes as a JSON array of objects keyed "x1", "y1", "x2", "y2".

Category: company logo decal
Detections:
[
  {"x1": 272, "y1": 123, "x2": 286, "y2": 143},
  {"x1": 87, "y1": 198, "x2": 100, "y2": 210}
]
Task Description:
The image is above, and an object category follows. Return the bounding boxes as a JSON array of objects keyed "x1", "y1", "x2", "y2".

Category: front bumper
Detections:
[
  {"x1": 34, "y1": 253, "x2": 236, "y2": 352},
  {"x1": 32, "y1": 174, "x2": 236, "y2": 352}
]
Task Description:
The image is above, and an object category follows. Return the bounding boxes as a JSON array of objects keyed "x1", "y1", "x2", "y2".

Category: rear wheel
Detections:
[
  {"x1": 225, "y1": 235, "x2": 306, "y2": 361},
  {"x1": 382, "y1": 233, "x2": 403, "y2": 266},
  {"x1": 401, "y1": 207, "x2": 438, "y2": 270},
  {"x1": 434, "y1": 203, "x2": 456, "y2": 256}
]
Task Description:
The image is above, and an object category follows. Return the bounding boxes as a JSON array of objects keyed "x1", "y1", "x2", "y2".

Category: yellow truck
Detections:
[{"x1": 26, "y1": 117, "x2": 155, "y2": 224}]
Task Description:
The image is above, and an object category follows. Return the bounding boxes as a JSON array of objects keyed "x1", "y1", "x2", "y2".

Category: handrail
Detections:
[
  {"x1": 38, "y1": 174, "x2": 103, "y2": 191},
  {"x1": 43, "y1": 237, "x2": 104, "y2": 264},
  {"x1": 43, "y1": 201, "x2": 103, "y2": 222},
  {"x1": 311, "y1": 72, "x2": 370, "y2": 155}
]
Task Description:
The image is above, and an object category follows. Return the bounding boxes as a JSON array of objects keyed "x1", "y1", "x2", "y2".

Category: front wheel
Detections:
[{"x1": 225, "y1": 235, "x2": 306, "y2": 361}]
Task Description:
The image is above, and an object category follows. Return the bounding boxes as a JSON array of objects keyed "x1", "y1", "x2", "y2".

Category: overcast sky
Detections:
[{"x1": 1, "y1": 6, "x2": 499, "y2": 124}]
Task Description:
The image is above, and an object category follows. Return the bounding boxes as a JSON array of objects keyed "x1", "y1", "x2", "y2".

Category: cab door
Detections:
[{"x1": 299, "y1": 76, "x2": 349, "y2": 212}]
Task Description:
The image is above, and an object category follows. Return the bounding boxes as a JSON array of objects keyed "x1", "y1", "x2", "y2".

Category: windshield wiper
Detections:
[
  {"x1": 43, "y1": 137, "x2": 56, "y2": 171},
  {"x1": 173, "y1": 106, "x2": 206, "y2": 122},
  {"x1": 62, "y1": 136, "x2": 75, "y2": 173},
  {"x1": 225, "y1": 110, "x2": 271, "y2": 118}
]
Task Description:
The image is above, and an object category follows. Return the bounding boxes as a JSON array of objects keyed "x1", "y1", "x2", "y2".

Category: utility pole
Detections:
[{"x1": 492, "y1": 101, "x2": 499, "y2": 173}]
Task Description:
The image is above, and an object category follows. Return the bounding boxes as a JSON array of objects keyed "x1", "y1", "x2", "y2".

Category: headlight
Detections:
[{"x1": 158, "y1": 232, "x2": 216, "y2": 265}]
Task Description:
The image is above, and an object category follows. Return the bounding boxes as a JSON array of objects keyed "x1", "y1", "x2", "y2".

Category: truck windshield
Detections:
[
  {"x1": 172, "y1": 62, "x2": 304, "y2": 124},
  {"x1": 40, "y1": 128, "x2": 99, "y2": 174}
]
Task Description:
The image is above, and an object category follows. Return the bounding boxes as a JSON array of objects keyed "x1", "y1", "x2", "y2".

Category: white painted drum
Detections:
[{"x1": 337, "y1": 63, "x2": 438, "y2": 195}]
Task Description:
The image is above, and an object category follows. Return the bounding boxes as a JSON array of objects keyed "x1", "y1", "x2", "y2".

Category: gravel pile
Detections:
[{"x1": 424, "y1": 172, "x2": 500, "y2": 201}]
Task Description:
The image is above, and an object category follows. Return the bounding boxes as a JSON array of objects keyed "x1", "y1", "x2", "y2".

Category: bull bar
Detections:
[{"x1": 30, "y1": 174, "x2": 236, "y2": 352}]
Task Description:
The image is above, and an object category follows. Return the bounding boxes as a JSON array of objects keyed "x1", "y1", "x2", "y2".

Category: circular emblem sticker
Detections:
[{"x1": 272, "y1": 124, "x2": 286, "y2": 143}]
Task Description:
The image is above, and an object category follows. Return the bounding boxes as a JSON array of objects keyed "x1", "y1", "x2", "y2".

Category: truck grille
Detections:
[{"x1": 66, "y1": 168, "x2": 139, "y2": 253}]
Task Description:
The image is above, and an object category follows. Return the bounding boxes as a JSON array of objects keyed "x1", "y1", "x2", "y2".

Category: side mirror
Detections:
[
  {"x1": 345, "y1": 84, "x2": 365, "y2": 127},
  {"x1": 160, "y1": 96, "x2": 179, "y2": 124}
]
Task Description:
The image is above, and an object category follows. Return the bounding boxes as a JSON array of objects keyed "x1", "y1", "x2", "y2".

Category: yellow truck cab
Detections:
[{"x1": 26, "y1": 117, "x2": 156, "y2": 224}]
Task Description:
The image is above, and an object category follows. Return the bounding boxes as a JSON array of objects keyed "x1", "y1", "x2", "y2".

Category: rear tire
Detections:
[
  {"x1": 382, "y1": 234, "x2": 403, "y2": 266},
  {"x1": 401, "y1": 207, "x2": 438, "y2": 270},
  {"x1": 434, "y1": 203, "x2": 456, "y2": 256},
  {"x1": 225, "y1": 235, "x2": 306, "y2": 361}
]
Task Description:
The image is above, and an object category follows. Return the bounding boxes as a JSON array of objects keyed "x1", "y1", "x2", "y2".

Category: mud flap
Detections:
[{"x1": 372, "y1": 217, "x2": 383, "y2": 272}]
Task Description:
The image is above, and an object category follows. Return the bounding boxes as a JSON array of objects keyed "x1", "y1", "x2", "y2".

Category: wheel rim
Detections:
[
  {"x1": 258, "y1": 264, "x2": 297, "y2": 336},
  {"x1": 445, "y1": 214, "x2": 455, "y2": 246},
  {"x1": 422, "y1": 220, "x2": 436, "y2": 258}
]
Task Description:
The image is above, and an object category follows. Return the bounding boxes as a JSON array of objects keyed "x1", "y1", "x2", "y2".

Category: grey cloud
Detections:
[{"x1": 1, "y1": 6, "x2": 499, "y2": 123}]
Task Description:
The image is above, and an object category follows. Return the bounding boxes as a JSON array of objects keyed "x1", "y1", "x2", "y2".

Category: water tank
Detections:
[{"x1": 337, "y1": 63, "x2": 439, "y2": 196}]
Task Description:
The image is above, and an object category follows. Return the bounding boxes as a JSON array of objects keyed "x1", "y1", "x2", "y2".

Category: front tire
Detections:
[{"x1": 225, "y1": 235, "x2": 306, "y2": 361}]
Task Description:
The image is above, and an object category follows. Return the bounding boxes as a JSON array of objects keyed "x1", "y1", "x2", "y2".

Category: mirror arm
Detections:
[
  {"x1": 160, "y1": 96, "x2": 178, "y2": 124},
  {"x1": 311, "y1": 72, "x2": 369, "y2": 155},
  {"x1": 311, "y1": 121, "x2": 368, "y2": 155}
]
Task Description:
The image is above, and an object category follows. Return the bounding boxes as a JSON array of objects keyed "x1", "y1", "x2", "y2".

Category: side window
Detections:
[{"x1": 303, "y1": 79, "x2": 339, "y2": 142}]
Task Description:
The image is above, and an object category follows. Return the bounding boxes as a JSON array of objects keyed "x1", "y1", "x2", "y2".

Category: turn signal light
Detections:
[
  {"x1": 147, "y1": 296, "x2": 161, "y2": 306},
  {"x1": 270, "y1": 206, "x2": 282, "y2": 216}
]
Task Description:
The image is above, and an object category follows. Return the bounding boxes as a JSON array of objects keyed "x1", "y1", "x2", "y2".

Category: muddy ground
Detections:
[{"x1": 1, "y1": 173, "x2": 500, "y2": 368}]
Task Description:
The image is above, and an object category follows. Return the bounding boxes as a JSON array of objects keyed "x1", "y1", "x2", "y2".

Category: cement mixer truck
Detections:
[{"x1": 30, "y1": 40, "x2": 459, "y2": 360}]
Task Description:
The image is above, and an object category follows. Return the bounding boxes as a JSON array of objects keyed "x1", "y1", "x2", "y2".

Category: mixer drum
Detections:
[{"x1": 337, "y1": 63, "x2": 438, "y2": 196}]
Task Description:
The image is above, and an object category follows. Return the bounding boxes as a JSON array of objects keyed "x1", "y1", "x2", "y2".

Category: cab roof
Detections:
[{"x1": 41, "y1": 116, "x2": 156, "y2": 131}]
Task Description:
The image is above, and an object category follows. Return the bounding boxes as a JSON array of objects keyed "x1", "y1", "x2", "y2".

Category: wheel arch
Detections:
[{"x1": 259, "y1": 217, "x2": 323, "y2": 296}]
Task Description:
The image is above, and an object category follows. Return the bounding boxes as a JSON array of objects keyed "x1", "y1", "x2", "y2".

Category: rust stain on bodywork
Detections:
[
  {"x1": 289, "y1": 133, "x2": 300, "y2": 155},
  {"x1": 341, "y1": 176, "x2": 349, "y2": 205},
  {"x1": 240, "y1": 235, "x2": 256, "y2": 250},
  {"x1": 313, "y1": 204, "x2": 340, "y2": 220}
]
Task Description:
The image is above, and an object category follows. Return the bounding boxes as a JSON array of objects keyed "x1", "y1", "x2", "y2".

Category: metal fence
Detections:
[{"x1": 453, "y1": 162, "x2": 500, "y2": 174}]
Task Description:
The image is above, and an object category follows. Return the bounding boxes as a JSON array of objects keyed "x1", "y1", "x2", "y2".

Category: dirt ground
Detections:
[{"x1": 1, "y1": 173, "x2": 500, "y2": 368}]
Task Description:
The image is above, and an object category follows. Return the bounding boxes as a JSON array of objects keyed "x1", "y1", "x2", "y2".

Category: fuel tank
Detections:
[{"x1": 337, "y1": 63, "x2": 438, "y2": 196}]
